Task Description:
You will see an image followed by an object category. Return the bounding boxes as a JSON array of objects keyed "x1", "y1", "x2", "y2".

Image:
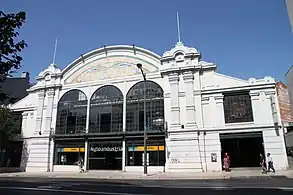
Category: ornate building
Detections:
[{"x1": 11, "y1": 42, "x2": 288, "y2": 172}]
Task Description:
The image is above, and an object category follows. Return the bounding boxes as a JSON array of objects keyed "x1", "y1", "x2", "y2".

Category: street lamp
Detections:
[{"x1": 136, "y1": 63, "x2": 147, "y2": 175}]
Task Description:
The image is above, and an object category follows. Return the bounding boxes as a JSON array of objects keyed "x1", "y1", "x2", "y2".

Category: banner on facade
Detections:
[{"x1": 276, "y1": 81, "x2": 293, "y2": 123}]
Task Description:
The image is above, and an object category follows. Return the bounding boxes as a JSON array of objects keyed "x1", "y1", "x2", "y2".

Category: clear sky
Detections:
[{"x1": 2, "y1": 0, "x2": 293, "y2": 83}]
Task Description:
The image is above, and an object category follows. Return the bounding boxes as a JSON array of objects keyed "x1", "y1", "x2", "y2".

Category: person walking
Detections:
[
  {"x1": 78, "y1": 157, "x2": 85, "y2": 173},
  {"x1": 223, "y1": 152, "x2": 231, "y2": 172},
  {"x1": 260, "y1": 153, "x2": 267, "y2": 173},
  {"x1": 267, "y1": 153, "x2": 275, "y2": 173}
]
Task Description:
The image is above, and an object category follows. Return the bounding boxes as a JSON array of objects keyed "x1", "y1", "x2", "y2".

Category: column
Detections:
[
  {"x1": 34, "y1": 89, "x2": 45, "y2": 135},
  {"x1": 85, "y1": 86, "x2": 91, "y2": 171},
  {"x1": 183, "y1": 71, "x2": 197, "y2": 127},
  {"x1": 49, "y1": 138, "x2": 54, "y2": 172},
  {"x1": 85, "y1": 86, "x2": 91, "y2": 133},
  {"x1": 122, "y1": 93, "x2": 127, "y2": 171},
  {"x1": 44, "y1": 88, "x2": 55, "y2": 135},
  {"x1": 20, "y1": 112, "x2": 28, "y2": 172},
  {"x1": 168, "y1": 73, "x2": 181, "y2": 128},
  {"x1": 84, "y1": 140, "x2": 89, "y2": 170},
  {"x1": 21, "y1": 112, "x2": 28, "y2": 136}
]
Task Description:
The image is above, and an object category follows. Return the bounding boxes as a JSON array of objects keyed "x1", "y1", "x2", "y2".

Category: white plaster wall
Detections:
[
  {"x1": 250, "y1": 90, "x2": 275, "y2": 125},
  {"x1": 179, "y1": 94, "x2": 186, "y2": 127},
  {"x1": 198, "y1": 132, "x2": 222, "y2": 172},
  {"x1": 262, "y1": 127, "x2": 288, "y2": 170},
  {"x1": 25, "y1": 137, "x2": 50, "y2": 172},
  {"x1": 22, "y1": 110, "x2": 37, "y2": 138},
  {"x1": 165, "y1": 132, "x2": 202, "y2": 172},
  {"x1": 201, "y1": 94, "x2": 225, "y2": 128}
]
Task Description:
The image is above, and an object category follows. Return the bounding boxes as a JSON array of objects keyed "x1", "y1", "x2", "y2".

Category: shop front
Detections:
[
  {"x1": 88, "y1": 140, "x2": 123, "y2": 170},
  {"x1": 53, "y1": 139, "x2": 85, "y2": 172},
  {"x1": 125, "y1": 137, "x2": 165, "y2": 172}
]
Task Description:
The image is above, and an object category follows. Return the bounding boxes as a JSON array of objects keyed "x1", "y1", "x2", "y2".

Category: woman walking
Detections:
[{"x1": 223, "y1": 152, "x2": 231, "y2": 172}]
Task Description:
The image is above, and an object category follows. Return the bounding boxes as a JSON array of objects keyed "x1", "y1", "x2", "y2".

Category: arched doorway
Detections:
[
  {"x1": 88, "y1": 85, "x2": 123, "y2": 170},
  {"x1": 125, "y1": 81, "x2": 165, "y2": 167}
]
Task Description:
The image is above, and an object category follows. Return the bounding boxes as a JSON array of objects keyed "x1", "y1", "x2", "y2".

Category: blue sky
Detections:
[{"x1": 2, "y1": 0, "x2": 293, "y2": 83}]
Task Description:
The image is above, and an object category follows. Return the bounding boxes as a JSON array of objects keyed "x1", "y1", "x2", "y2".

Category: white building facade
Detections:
[{"x1": 11, "y1": 42, "x2": 288, "y2": 173}]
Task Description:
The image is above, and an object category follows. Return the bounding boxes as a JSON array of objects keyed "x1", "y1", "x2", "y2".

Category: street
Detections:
[{"x1": 0, "y1": 176, "x2": 293, "y2": 194}]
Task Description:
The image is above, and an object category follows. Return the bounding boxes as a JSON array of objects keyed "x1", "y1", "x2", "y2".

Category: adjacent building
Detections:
[
  {"x1": 0, "y1": 72, "x2": 30, "y2": 171},
  {"x1": 11, "y1": 42, "x2": 288, "y2": 173},
  {"x1": 286, "y1": 0, "x2": 293, "y2": 32}
]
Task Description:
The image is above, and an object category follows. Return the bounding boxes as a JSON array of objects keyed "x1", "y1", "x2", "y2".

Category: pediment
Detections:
[
  {"x1": 64, "y1": 55, "x2": 159, "y2": 84},
  {"x1": 201, "y1": 72, "x2": 249, "y2": 89}
]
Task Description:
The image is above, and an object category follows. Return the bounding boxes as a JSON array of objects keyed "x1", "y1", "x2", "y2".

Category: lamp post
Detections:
[{"x1": 136, "y1": 63, "x2": 147, "y2": 175}]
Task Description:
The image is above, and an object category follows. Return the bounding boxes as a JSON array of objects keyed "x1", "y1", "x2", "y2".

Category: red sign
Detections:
[{"x1": 276, "y1": 81, "x2": 293, "y2": 123}]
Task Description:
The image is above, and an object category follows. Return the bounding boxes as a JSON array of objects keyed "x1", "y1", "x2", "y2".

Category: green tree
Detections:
[
  {"x1": 0, "y1": 107, "x2": 21, "y2": 156},
  {"x1": 0, "y1": 11, "x2": 27, "y2": 82},
  {"x1": 0, "y1": 11, "x2": 27, "y2": 157}
]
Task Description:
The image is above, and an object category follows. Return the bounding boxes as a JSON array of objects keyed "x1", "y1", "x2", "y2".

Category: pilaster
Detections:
[
  {"x1": 168, "y1": 73, "x2": 181, "y2": 128},
  {"x1": 21, "y1": 112, "x2": 28, "y2": 136},
  {"x1": 183, "y1": 71, "x2": 197, "y2": 128},
  {"x1": 34, "y1": 89, "x2": 45, "y2": 135},
  {"x1": 44, "y1": 88, "x2": 55, "y2": 135}
]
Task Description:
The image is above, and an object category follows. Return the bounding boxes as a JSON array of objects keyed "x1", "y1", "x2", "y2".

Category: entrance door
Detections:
[
  {"x1": 220, "y1": 132, "x2": 264, "y2": 168},
  {"x1": 88, "y1": 142, "x2": 122, "y2": 170}
]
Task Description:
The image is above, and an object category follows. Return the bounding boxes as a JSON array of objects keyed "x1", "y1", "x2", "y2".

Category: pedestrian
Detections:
[
  {"x1": 260, "y1": 153, "x2": 267, "y2": 173},
  {"x1": 78, "y1": 157, "x2": 84, "y2": 173},
  {"x1": 223, "y1": 152, "x2": 231, "y2": 172},
  {"x1": 266, "y1": 153, "x2": 275, "y2": 173}
]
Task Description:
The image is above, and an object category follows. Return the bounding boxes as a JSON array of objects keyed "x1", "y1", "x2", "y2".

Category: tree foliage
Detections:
[
  {"x1": 0, "y1": 11, "x2": 27, "y2": 82},
  {"x1": 0, "y1": 107, "x2": 20, "y2": 139}
]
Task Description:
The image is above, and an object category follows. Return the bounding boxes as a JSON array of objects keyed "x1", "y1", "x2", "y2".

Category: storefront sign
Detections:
[
  {"x1": 90, "y1": 147, "x2": 122, "y2": 152},
  {"x1": 58, "y1": 148, "x2": 85, "y2": 152},
  {"x1": 128, "y1": 146, "x2": 164, "y2": 151},
  {"x1": 211, "y1": 153, "x2": 217, "y2": 162}
]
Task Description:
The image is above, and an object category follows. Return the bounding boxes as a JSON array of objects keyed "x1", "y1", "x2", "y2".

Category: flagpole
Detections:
[
  {"x1": 52, "y1": 38, "x2": 58, "y2": 64},
  {"x1": 176, "y1": 12, "x2": 181, "y2": 43}
]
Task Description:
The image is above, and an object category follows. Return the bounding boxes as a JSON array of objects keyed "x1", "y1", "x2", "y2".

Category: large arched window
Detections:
[
  {"x1": 89, "y1": 85, "x2": 123, "y2": 133},
  {"x1": 126, "y1": 81, "x2": 164, "y2": 132},
  {"x1": 55, "y1": 90, "x2": 87, "y2": 134}
]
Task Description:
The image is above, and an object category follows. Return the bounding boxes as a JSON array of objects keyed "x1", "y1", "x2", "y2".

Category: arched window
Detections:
[
  {"x1": 89, "y1": 85, "x2": 123, "y2": 133},
  {"x1": 55, "y1": 90, "x2": 87, "y2": 134},
  {"x1": 126, "y1": 81, "x2": 164, "y2": 132}
]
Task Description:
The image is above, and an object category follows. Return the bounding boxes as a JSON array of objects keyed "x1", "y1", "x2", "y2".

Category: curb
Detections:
[{"x1": 0, "y1": 173, "x2": 291, "y2": 180}]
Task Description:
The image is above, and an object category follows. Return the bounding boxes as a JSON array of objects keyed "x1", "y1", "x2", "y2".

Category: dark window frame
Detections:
[
  {"x1": 55, "y1": 90, "x2": 87, "y2": 135},
  {"x1": 223, "y1": 91, "x2": 254, "y2": 123},
  {"x1": 89, "y1": 85, "x2": 123, "y2": 133},
  {"x1": 126, "y1": 81, "x2": 165, "y2": 132}
]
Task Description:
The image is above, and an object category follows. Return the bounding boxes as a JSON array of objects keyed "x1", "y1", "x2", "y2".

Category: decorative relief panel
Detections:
[{"x1": 65, "y1": 56, "x2": 158, "y2": 84}]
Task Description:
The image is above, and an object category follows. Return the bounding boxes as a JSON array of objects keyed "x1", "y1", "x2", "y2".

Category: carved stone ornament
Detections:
[
  {"x1": 64, "y1": 56, "x2": 158, "y2": 84},
  {"x1": 47, "y1": 89, "x2": 55, "y2": 96},
  {"x1": 38, "y1": 90, "x2": 46, "y2": 98},
  {"x1": 183, "y1": 71, "x2": 194, "y2": 81},
  {"x1": 168, "y1": 73, "x2": 179, "y2": 82}
]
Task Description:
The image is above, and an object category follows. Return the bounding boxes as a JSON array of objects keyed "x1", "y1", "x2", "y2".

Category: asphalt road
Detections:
[{"x1": 0, "y1": 176, "x2": 293, "y2": 194}]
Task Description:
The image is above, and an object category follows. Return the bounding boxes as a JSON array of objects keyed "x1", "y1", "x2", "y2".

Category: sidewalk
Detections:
[{"x1": 1, "y1": 169, "x2": 293, "y2": 180}]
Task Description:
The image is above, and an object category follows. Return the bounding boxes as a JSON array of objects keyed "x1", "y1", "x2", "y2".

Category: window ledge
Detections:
[{"x1": 225, "y1": 122, "x2": 255, "y2": 126}]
